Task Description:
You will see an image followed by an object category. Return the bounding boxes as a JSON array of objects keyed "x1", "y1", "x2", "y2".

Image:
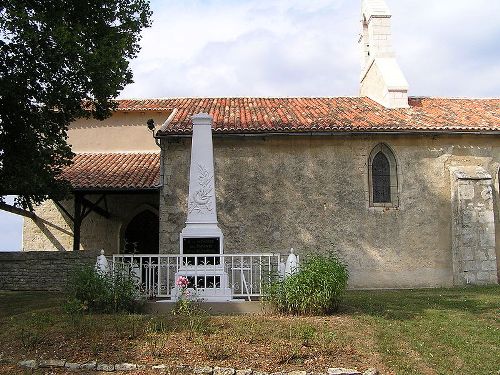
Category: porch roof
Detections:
[
  {"x1": 116, "y1": 97, "x2": 500, "y2": 135},
  {"x1": 61, "y1": 152, "x2": 160, "y2": 191}
]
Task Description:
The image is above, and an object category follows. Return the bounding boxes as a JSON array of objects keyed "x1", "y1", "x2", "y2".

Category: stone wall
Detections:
[
  {"x1": 450, "y1": 167, "x2": 498, "y2": 284},
  {"x1": 160, "y1": 134, "x2": 500, "y2": 289},
  {"x1": 0, "y1": 250, "x2": 99, "y2": 291},
  {"x1": 23, "y1": 193, "x2": 159, "y2": 254}
]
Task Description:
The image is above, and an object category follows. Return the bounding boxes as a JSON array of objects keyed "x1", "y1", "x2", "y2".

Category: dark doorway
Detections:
[{"x1": 123, "y1": 210, "x2": 159, "y2": 254}]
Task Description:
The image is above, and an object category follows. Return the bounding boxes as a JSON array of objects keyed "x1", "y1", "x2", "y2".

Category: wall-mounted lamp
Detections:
[
  {"x1": 146, "y1": 118, "x2": 161, "y2": 147},
  {"x1": 147, "y1": 118, "x2": 155, "y2": 132}
]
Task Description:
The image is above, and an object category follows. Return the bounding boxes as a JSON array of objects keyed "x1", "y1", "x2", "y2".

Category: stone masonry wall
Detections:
[
  {"x1": 160, "y1": 134, "x2": 500, "y2": 289},
  {"x1": 451, "y1": 168, "x2": 498, "y2": 284},
  {"x1": 0, "y1": 250, "x2": 99, "y2": 291}
]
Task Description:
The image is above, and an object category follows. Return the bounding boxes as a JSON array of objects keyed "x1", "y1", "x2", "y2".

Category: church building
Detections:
[{"x1": 22, "y1": 0, "x2": 499, "y2": 291}]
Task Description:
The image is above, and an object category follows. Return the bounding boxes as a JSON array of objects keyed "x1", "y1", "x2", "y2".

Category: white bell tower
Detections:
[{"x1": 359, "y1": 0, "x2": 409, "y2": 108}]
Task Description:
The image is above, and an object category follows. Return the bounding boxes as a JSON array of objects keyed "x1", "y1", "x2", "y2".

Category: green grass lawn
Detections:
[
  {"x1": 0, "y1": 286, "x2": 499, "y2": 375},
  {"x1": 342, "y1": 287, "x2": 500, "y2": 375}
]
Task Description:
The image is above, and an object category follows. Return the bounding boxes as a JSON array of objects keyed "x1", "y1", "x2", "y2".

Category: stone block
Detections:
[
  {"x1": 465, "y1": 272, "x2": 476, "y2": 284},
  {"x1": 479, "y1": 234, "x2": 495, "y2": 248},
  {"x1": 80, "y1": 361, "x2": 97, "y2": 370},
  {"x1": 214, "y1": 367, "x2": 235, "y2": 375},
  {"x1": 477, "y1": 272, "x2": 492, "y2": 281},
  {"x1": 462, "y1": 248, "x2": 474, "y2": 261},
  {"x1": 481, "y1": 261, "x2": 497, "y2": 271},
  {"x1": 459, "y1": 185, "x2": 474, "y2": 200},
  {"x1": 115, "y1": 363, "x2": 138, "y2": 371},
  {"x1": 478, "y1": 211, "x2": 494, "y2": 224},
  {"x1": 476, "y1": 251, "x2": 488, "y2": 261},
  {"x1": 194, "y1": 366, "x2": 213, "y2": 375},
  {"x1": 152, "y1": 364, "x2": 168, "y2": 370},
  {"x1": 65, "y1": 362, "x2": 81, "y2": 370},
  {"x1": 363, "y1": 370, "x2": 379, "y2": 375},
  {"x1": 235, "y1": 370, "x2": 253, "y2": 375},
  {"x1": 18, "y1": 360, "x2": 38, "y2": 369},
  {"x1": 97, "y1": 363, "x2": 115, "y2": 371},
  {"x1": 487, "y1": 248, "x2": 497, "y2": 259},
  {"x1": 39, "y1": 359, "x2": 66, "y2": 368},
  {"x1": 463, "y1": 261, "x2": 477, "y2": 272},
  {"x1": 327, "y1": 369, "x2": 362, "y2": 375}
]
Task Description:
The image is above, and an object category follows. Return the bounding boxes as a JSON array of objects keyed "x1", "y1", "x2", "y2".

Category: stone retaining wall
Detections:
[
  {"x1": 11, "y1": 360, "x2": 379, "y2": 375},
  {"x1": 0, "y1": 250, "x2": 99, "y2": 291}
]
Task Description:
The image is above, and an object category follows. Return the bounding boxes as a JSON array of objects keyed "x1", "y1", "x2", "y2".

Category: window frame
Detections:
[{"x1": 368, "y1": 143, "x2": 399, "y2": 208}]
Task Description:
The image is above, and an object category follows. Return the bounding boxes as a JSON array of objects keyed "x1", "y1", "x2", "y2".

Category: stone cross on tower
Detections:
[{"x1": 359, "y1": 0, "x2": 409, "y2": 108}]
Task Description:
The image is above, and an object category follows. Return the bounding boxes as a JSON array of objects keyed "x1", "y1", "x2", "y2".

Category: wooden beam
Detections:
[
  {"x1": 53, "y1": 200, "x2": 74, "y2": 222},
  {"x1": 81, "y1": 195, "x2": 110, "y2": 219},
  {"x1": 73, "y1": 194, "x2": 83, "y2": 251},
  {"x1": 0, "y1": 202, "x2": 36, "y2": 219}
]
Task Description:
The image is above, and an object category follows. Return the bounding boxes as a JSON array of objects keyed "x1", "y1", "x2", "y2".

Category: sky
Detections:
[{"x1": 1, "y1": 0, "x2": 499, "y2": 251}]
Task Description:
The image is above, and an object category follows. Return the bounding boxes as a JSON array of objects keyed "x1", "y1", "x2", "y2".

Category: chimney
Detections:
[{"x1": 359, "y1": 0, "x2": 409, "y2": 108}]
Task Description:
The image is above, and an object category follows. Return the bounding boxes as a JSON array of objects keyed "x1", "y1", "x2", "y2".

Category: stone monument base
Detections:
[{"x1": 171, "y1": 267, "x2": 232, "y2": 302}]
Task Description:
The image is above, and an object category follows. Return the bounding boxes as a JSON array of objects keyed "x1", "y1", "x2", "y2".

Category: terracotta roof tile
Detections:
[
  {"x1": 61, "y1": 152, "x2": 160, "y2": 191},
  {"x1": 115, "y1": 97, "x2": 499, "y2": 134}
]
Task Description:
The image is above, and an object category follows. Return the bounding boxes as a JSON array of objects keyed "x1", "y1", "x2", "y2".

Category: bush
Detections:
[
  {"x1": 264, "y1": 254, "x2": 348, "y2": 315},
  {"x1": 66, "y1": 265, "x2": 144, "y2": 314}
]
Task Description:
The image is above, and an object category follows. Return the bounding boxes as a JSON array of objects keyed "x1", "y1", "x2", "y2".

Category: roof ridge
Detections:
[
  {"x1": 74, "y1": 151, "x2": 160, "y2": 155},
  {"x1": 409, "y1": 96, "x2": 500, "y2": 100},
  {"x1": 116, "y1": 96, "x2": 500, "y2": 101},
  {"x1": 116, "y1": 96, "x2": 363, "y2": 100}
]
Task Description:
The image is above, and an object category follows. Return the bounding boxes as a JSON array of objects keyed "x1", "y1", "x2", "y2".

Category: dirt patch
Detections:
[{"x1": 1, "y1": 313, "x2": 382, "y2": 374}]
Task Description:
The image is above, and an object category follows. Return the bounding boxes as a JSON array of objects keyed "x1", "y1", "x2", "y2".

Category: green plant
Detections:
[
  {"x1": 146, "y1": 317, "x2": 171, "y2": 334},
  {"x1": 197, "y1": 335, "x2": 236, "y2": 360},
  {"x1": 64, "y1": 298, "x2": 87, "y2": 335},
  {"x1": 172, "y1": 301, "x2": 213, "y2": 338},
  {"x1": 19, "y1": 312, "x2": 55, "y2": 350},
  {"x1": 273, "y1": 341, "x2": 307, "y2": 365},
  {"x1": 65, "y1": 265, "x2": 144, "y2": 314},
  {"x1": 291, "y1": 323, "x2": 317, "y2": 346},
  {"x1": 171, "y1": 276, "x2": 213, "y2": 337},
  {"x1": 264, "y1": 254, "x2": 349, "y2": 315},
  {"x1": 145, "y1": 332, "x2": 169, "y2": 358}
]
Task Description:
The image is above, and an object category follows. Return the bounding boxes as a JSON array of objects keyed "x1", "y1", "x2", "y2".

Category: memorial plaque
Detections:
[
  {"x1": 183, "y1": 237, "x2": 220, "y2": 254},
  {"x1": 183, "y1": 237, "x2": 220, "y2": 265}
]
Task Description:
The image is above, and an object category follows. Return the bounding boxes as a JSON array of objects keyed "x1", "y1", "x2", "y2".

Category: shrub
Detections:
[
  {"x1": 264, "y1": 254, "x2": 348, "y2": 315},
  {"x1": 66, "y1": 265, "x2": 144, "y2": 314}
]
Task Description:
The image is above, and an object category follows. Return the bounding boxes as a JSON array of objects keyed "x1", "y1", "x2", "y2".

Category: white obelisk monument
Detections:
[
  {"x1": 180, "y1": 113, "x2": 224, "y2": 247},
  {"x1": 175, "y1": 113, "x2": 231, "y2": 301}
]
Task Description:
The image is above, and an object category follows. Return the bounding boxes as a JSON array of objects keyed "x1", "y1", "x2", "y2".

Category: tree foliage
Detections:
[{"x1": 0, "y1": 0, "x2": 151, "y2": 209}]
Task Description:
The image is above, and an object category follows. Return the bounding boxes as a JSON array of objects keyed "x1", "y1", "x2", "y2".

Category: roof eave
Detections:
[
  {"x1": 71, "y1": 187, "x2": 160, "y2": 194},
  {"x1": 157, "y1": 129, "x2": 500, "y2": 138}
]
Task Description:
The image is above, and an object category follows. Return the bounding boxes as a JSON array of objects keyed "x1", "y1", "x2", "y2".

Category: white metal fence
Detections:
[{"x1": 112, "y1": 253, "x2": 283, "y2": 300}]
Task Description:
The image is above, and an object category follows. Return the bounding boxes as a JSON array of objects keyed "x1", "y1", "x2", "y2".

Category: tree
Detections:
[{"x1": 0, "y1": 0, "x2": 152, "y2": 210}]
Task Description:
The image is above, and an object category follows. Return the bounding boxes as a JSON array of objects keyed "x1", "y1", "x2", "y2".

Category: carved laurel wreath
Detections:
[{"x1": 189, "y1": 164, "x2": 214, "y2": 214}]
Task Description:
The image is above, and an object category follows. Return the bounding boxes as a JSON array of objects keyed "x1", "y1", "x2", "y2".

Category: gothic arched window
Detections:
[{"x1": 369, "y1": 144, "x2": 399, "y2": 206}]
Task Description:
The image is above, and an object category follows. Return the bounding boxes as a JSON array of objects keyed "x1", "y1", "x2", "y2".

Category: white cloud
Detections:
[{"x1": 120, "y1": 0, "x2": 500, "y2": 99}]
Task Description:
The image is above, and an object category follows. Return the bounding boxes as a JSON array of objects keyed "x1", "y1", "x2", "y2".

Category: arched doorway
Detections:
[{"x1": 122, "y1": 210, "x2": 159, "y2": 254}]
